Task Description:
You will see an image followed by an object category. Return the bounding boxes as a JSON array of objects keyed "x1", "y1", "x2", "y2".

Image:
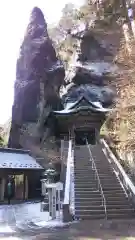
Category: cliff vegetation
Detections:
[{"x1": 49, "y1": 0, "x2": 135, "y2": 177}]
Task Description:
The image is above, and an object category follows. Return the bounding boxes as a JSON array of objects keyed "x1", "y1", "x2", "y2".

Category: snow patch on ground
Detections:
[
  {"x1": 0, "y1": 202, "x2": 75, "y2": 231},
  {"x1": 31, "y1": 211, "x2": 71, "y2": 228},
  {"x1": 34, "y1": 219, "x2": 71, "y2": 228},
  {"x1": 0, "y1": 225, "x2": 15, "y2": 233},
  {"x1": 0, "y1": 238, "x2": 22, "y2": 240},
  {"x1": 15, "y1": 204, "x2": 74, "y2": 229}
]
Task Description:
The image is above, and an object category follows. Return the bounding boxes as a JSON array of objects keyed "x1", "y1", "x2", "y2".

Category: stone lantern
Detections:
[{"x1": 43, "y1": 168, "x2": 57, "y2": 183}]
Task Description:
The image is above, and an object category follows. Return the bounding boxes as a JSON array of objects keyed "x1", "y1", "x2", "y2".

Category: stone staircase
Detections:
[{"x1": 74, "y1": 144, "x2": 135, "y2": 220}]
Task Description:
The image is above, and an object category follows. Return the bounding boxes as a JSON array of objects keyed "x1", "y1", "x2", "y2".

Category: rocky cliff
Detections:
[
  {"x1": 8, "y1": 7, "x2": 117, "y2": 165},
  {"x1": 60, "y1": 26, "x2": 116, "y2": 114},
  {"x1": 8, "y1": 7, "x2": 65, "y2": 163}
]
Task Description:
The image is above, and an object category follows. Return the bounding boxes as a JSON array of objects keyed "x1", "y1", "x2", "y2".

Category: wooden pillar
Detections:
[
  {"x1": 0, "y1": 178, "x2": 5, "y2": 201},
  {"x1": 69, "y1": 126, "x2": 75, "y2": 141},
  {"x1": 95, "y1": 128, "x2": 100, "y2": 144},
  {"x1": 25, "y1": 175, "x2": 28, "y2": 200}
]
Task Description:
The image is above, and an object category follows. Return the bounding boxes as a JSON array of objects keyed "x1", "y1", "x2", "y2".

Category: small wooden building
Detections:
[
  {"x1": 53, "y1": 96, "x2": 108, "y2": 144},
  {"x1": 0, "y1": 148, "x2": 44, "y2": 203}
]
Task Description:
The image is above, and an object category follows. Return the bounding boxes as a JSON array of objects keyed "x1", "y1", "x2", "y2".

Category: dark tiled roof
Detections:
[
  {"x1": 0, "y1": 148, "x2": 43, "y2": 169},
  {"x1": 0, "y1": 147, "x2": 29, "y2": 154}
]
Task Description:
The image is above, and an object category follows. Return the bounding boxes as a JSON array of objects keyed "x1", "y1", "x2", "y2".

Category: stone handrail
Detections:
[
  {"x1": 63, "y1": 140, "x2": 74, "y2": 222},
  {"x1": 60, "y1": 140, "x2": 68, "y2": 183},
  {"x1": 64, "y1": 140, "x2": 72, "y2": 204},
  {"x1": 101, "y1": 138, "x2": 135, "y2": 205}
]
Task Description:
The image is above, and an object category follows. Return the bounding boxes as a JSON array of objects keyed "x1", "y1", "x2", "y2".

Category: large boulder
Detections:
[
  {"x1": 62, "y1": 25, "x2": 117, "y2": 112},
  {"x1": 8, "y1": 7, "x2": 65, "y2": 150}
]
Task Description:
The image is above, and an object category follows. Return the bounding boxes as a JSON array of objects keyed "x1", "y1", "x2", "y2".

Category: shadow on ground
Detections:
[{"x1": 12, "y1": 219, "x2": 135, "y2": 240}]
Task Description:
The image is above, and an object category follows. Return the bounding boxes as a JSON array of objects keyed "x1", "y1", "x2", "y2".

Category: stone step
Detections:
[
  {"x1": 104, "y1": 194, "x2": 126, "y2": 199},
  {"x1": 74, "y1": 186, "x2": 123, "y2": 191},
  {"x1": 76, "y1": 206, "x2": 105, "y2": 211},
  {"x1": 74, "y1": 181, "x2": 98, "y2": 185},
  {"x1": 74, "y1": 179, "x2": 96, "y2": 182},
  {"x1": 74, "y1": 166, "x2": 93, "y2": 168},
  {"x1": 75, "y1": 214, "x2": 105, "y2": 220},
  {"x1": 75, "y1": 195, "x2": 129, "y2": 202},
  {"x1": 74, "y1": 175, "x2": 116, "y2": 180},
  {"x1": 87, "y1": 176, "x2": 118, "y2": 180},
  {"x1": 75, "y1": 200, "x2": 131, "y2": 206},
  {"x1": 75, "y1": 198, "x2": 130, "y2": 206},
  {"x1": 75, "y1": 192, "x2": 125, "y2": 198},
  {"x1": 102, "y1": 186, "x2": 123, "y2": 190},
  {"x1": 74, "y1": 178, "x2": 119, "y2": 182},
  {"x1": 75, "y1": 209, "x2": 105, "y2": 215},
  {"x1": 75, "y1": 212, "x2": 135, "y2": 220},
  {"x1": 74, "y1": 172, "x2": 115, "y2": 176},
  {"x1": 74, "y1": 161, "x2": 111, "y2": 165},
  {"x1": 74, "y1": 168, "x2": 113, "y2": 172},
  {"x1": 75, "y1": 192, "x2": 126, "y2": 198},
  {"x1": 105, "y1": 197, "x2": 128, "y2": 202},
  {"x1": 74, "y1": 185, "x2": 99, "y2": 189},
  {"x1": 74, "y1": 159, "x2": 90, "y2": 161},
  {"x1": 94, "y1": 162, "x2": 112, "y2": 165},
  {"x1": 75, "y1": 171, "x2": 115, "y2": 175},
  {"x1": 75, "y1": 204, "x2": 133, "y2": 210},
  {"x1": 107, "y1": 208, "x2": 135, "y2": 214},
  {"x1": 75, "y1": 181, "x2": 121, "y2": 186},
  {"x1": 74, "y1": 169, "x2": 113, "y2": 172},
  {"x1": 74, "y1": 179, "x2": 117, "y2": 183},
  {"x1": 75, "y1": 189, "x2": 100, "y2": 192},
  {"x1": 75, "y1": 162, "x2": 111, "y2": 166},
  {"x1": 75, "y1": 188, "x2": 100, "y2": 192},
  {"x1": 74, "y1": 171, "x2": 94, "y2": 174},
  {"x1": 75, "y1": 208, "x2": 135, "y2": 216},
  {"x1": 75, "y1": 197, "x2": 102, "y2": 201},
  {"x1": 75, "y1": 200, "x2": 102, "y2": 205},
  {"x1": 74, "y1": 184, "x2": 122, "y2": 189},
  {"x1": 75, "y1": 185, "x2": 99, "y2": 189},
  {"x1": 74, "y1": 178, "x2": 94, "y2": 181},
  {"x1": 75, "y1": 192, "x2": 102, "y2": 198},
  {"x1": 99, "y1": 178, "x2": 119, "y2": 182},
  {"x1": 74, "y1": 180, "x2": 98, "y2": 183},
  {"x1": 74, "y1": 176, "x2": 116, "y2": 181},
  {"x1": 74, "y1": 163, "x2": 111, "y2": 167},
  {"x1": 74, "y1": 177, "x2": 97, "y2": 180},
  {"x1": 104, "y1": 190, "x2": 126, "y2": 194},
  {"x1": 103, "y1": 195, "x2": 128, "y2": 200}
]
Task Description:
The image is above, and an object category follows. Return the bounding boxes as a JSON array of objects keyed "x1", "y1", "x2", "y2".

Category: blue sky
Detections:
[{"x1": 0, "y1": 0, "x2": 84, "y2": 124}]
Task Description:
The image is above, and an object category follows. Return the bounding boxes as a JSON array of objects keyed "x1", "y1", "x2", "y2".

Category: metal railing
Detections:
[
  {"x1": 69, "y1": 147, "x2": 75, "y2": 216},
  {"x1": 86, "y1": 139, "x2": 107, "y2": 219},
  {"x1": 101, "y1": 138, "x2": 135, "y2": 208}
]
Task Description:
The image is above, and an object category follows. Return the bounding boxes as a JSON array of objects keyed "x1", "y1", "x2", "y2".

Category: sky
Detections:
[{"x1": 0, "y1": 0, "x2": 84, "y2": 125}]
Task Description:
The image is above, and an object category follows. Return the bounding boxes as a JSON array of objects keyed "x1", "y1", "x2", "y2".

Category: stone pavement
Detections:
[
  {"x1": 20, "y1": 220, "x2": 135, "y2": 240},
  {"x1": 0, "y1": 203, "x2": 135, "y2": 239}
]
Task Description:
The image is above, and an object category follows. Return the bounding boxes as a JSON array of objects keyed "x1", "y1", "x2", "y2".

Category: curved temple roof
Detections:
[{"x1": 53, "y1": 96, "x2": 112, "y2": 115}]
